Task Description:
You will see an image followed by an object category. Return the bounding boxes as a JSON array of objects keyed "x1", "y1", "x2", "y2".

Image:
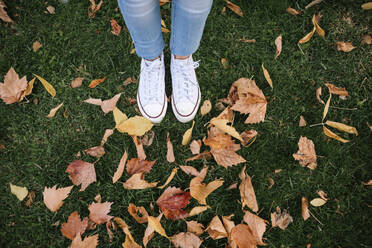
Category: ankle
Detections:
[
  {"x1": 174, "y1": 54, "x2": 190, "y2": 60},
  {"x1": 145, "y1": 55, "x2": 161, "y2": 61}
]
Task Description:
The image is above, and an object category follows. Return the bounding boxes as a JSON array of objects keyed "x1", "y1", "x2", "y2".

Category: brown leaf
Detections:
[
  {"x1": 206, "y1": 216, "x2": 228, "y2": 240},
  {"x1": 312, "y1": 13, "x2": 325, "y2": 37},
  {"x1": 46, "y1": 5, "x2": 55, "y2": 14},
  {"x1": 88, "y1": 201, "x2": 113, "y2": 224},
  {"x1": 243, "y1": 211, "x2": 267, "y2": 245},
  {"x1": 20, "y1": 78, "x2": 35, "y2": 99},
  {"x1": 84, "y1": 93, "x2": 121, "y2": 114},
  {"x1": 274, "y1": 35, "x2": 282, "y2": 59},
  {"x1": 89, "y1": 76, "x2": 106, "y2": 88},
  {"x1": 114, "y1": 217, "x2": 142, "y2": 248},
  {"x1": 230, "y1": 224, "x2": 258, "y2": 248},
  {"x1": 336, "y1": 42, "x2": 356, "y2": 52},
  {"x1": 185, "y1": 151, "x2": 212, "y2": 163},
  {"x1": 316, "y1": 87, "x2": 325, "y2": 104},
  {"x1": 166, "y1": 132, "x2": 175, "y2": 163},
  {"x1": 123, "y1": 173, "x2": 158, "y2": 189},
  {"x1": 240, "y1": 38, "x2": 256, "y2": 43},
  {"x1": 210, "y1": 118, "x2": 243, "y2": 141},
  {"x1": 110, "y1": 19, "x2": 121, "y2": 36},
  {"x1": 188, "y1": 205, "x2": 210, "y2": 217},
  {"x1": 158, "y1": 168, "x2": 178, "y2": 189},
  {"x1": 363, "y1": 180, "x2": 372, "y2": 186},
  {"x1": 324, "y1": 83, "x2": 349, "y2": 96},
  {"x1": 241, "y1": 129, "x2": 258, "y2": 146},
  {"x1": 143, "y1": 214, "x2": 162, "y2": 247},
  {"x1": 286, "y1": 7, "x2": 301, "y2": 15},
  {"x1": 186, "y1": 221, "x2": 204, "y2": 236},
  {"x1": 140, "y1": 130, "x2": 155, "y2": 147},
  {"x1": 271, "y1": 206, "x2": 293, "y2": 230},
  {"x1": 190, "y1": 176, "x2": 224, "y2": 205},
  {"x1": 361, "y1": 35, "x2": 372, "y2": 45},
  {"x1": 239, "y1": 166, "x2": 258, "y2": 212},
  {"x1": 317, "y1": 190, "x2": 329, "y2": 201},
  {"x1": 83, "y1": 146, "x2": 105, "y2": 158},
  {"x1": 190, "y1": 140, "x2": 202, "y2": 155},
  {"x1": 200, "y1": 100, "x2": 212, "y2": 116},
  {"x1": 0, "y1": 67, "x2": 28, "y2": 104},
  {"x1": 94, "y1": 194, "x2": 101, "y2": 203},
  {"x1": 70, "y1": 233, "x2": 98, "y2": 248},
  {"x1": 61, "y1": 211, "x2": 88, "y2": 240},
  {"x1": 305, "y1": 0, "x2": 323, "y2": 9},
  {"x1": 148, "y1": 215, "x2": 169, "y2": 238},
  {"x1": 171, "y1": 232, "x2": 203, "y2": 248},
  {"x1": 112, "y1": 150, "x2": 128, "y2": 183},
  {"x1": 302, "y1": 197, "x2": 310, "y2": 221},
  {"x1": 216, "y1": 106, "x2": 234, "y2": 122},
  {"x1": 88, "y1": 0, "x2": 103, "y2": 18},
  {"x1": 123, "y1": 76, "x2": 137, "y2": 86},
  {"x1": 156, "y1": 187, "x2": 191, "y2": 220},
  {"x1": 299, "y1": 115, "x2": 307, "y2": 127},
  {"x1": 159, "y1": 0, "x2": 169, "y2": 6},
  {"x1": 66, "y1": 160, "x2": 97, "y2": 191},
  {"x1": 126, "y1": 158, "x2": 155, "y2": 176},
  {"x1": 25, "y1": 191, "x2": 35, "y2": 207},
  {"x1": 179, "y1": 165, "x2": 201, "y2": 177},
  {"x1": 226, "y1": 0, "x2": 243, "y2": 16},
  {"x1": 267, "y1": 176, "x2": 274, "y2": 189},
  {"x1": 47, "y1": 102, "x2": 64, "y2": 118},
  {"x1": 323, "y1": 126, "x2": 350, "y2": 143},
  {"x1": 362, "y1": 2, "x2": 372, "y2": 9},
  {"x1": 128, "y1": 203, "x2": 149, "y2": 223},
  {"x1": 43, "y1": 185, "x2": 73, "y2": 212},
  {"x1": 32, "y1": 41, "x2": 42, "y2": 52},
  {"x1": 131, "y1": 135, "x2": 147, "y2": 160},
  {"x1": 71, "y1": 77, "x2": 83, "y2": 88},
  {"x1": 0, "y1": 1, "x2": 13, "y2": 22},
  {"x1": 293, "y1": 136, "x2": 317, "y2": 170}
]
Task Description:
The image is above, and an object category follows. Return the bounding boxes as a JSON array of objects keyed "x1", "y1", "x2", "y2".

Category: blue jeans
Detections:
[{"x1": 118, "y1": 0, "x2": 213, "y2": 60}]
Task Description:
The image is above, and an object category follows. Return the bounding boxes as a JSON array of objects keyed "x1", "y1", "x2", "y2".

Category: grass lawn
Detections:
[{"x1": 1, "y1": 0, "x2": 371, "y2": 247}]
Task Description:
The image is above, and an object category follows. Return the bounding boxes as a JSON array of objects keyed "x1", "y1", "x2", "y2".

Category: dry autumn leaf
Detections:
[
  {"x1": 0, "y1": 67, "x2": 28, "y2": 104},
  {"x1": 47, "y1": 103, "x2": 64, "y2": 118},
  {"x1": 361, "y1": 34, "x2": 372, "y2": 45},
  {"x1": 293, "y1": 136, "x2": 317, "y2": 170},
  {"x1": 182, "y1": 120, "x2": 195, "y2": 145},
  {"x1": 20, "y1": 77, "x2": 35, "y2": 100},
  {"x1": 110, "y1": 19, "x2": 121, "y2": 36},
  {"x1": 46, "y1": 5, "x2": 55, "y2": 14},
  {"x1": 128, "y1": 203, "x2": 149, "y2": 223},
  {"x1": 113, "y1": 107, "x2": 128, "y2": 126},
  {"x1": 32, "y1": 41, "x2": 42, "y2": 52},
  {"x1": 0, "y1": 1, "x2": 13, "y2": 22},
  {"x1": 305, "y1": 0, "x2": 323, "y2": 9},
  {"x1": 61, "y1": 211, "x2": 88, "y2": 240},
  {"x1": 239, "y1": 166, "x2": 258, "y2": 212},
  {"x1": 123, "y1": 173, "x2": 158, "y2": 189},
  {"x1": 325, "y1": 121, "x2": 358, "y2": 135},
  {"x1": 88, "y1": 0, "x2": 103, "y2": 18},
  {"x1": 200, "y1": 100, "x2": 212, "y2": 116},
  {"x1": 226, "y1": 0, "x2": 243, "y2": 16},
  {"x1": 179, "y1": 165, "x2": 201, "y2": 177},
  {"x1": 186, "y1": 220, "x2": 204, "y2": 236},
  {"x1": 156, "y1": 187, "x2": 191, "y2": 220},
  {"x1": 317, "y1": 190, "x2": 329, "y2": 201},
  {"x1": 25, "y1": 191, "x2": 35, "y2": 207},
  {"x1": 100, "y1": 129, "x2": 114, "y2": 146},
  {"x1": 240, "y1": 38, "x2": 256, "y2": 43},
  {"x1": 336, "y1": 41, "x2": 356, "y2": 52},
  {"x1": 113, "y1": 150, "x2": 128, "y2": 183},
  {"x1": 33, "y1": 74, "x2": 56, "y2": 97},
  {"x1": 190, "y1": 176, "x2": 224, "y2": 205},
  {"x1": 230, "y1": 224, "x2": 258, "y2": 248},
  {"x1": 88, "y1": 201, "x2": 113, "y2": 224},
  {"x1": 83, "y1": 146, "x2": 105, "y2": 158},
  {"x1": 271, "y1": 206, "x2": 293, "y2": 230},
  {"x1": 66, "y1": 160, "x2": 97, "y2": 191},
  {"x1": 267, "y1": 176, "x2": 274, "y2": 189},
  {"x1": 171, "y1": 232, "x2": 203, "y2": 248},
  {"x1": 126, "y1": 158, "x2": 155, "y2": 176},
  {"x1": 116, "y1": 115, "x2": 153, "y2": 136},
  {"x1": 189, "y1": 205, "x2": 210, "y2": 217},
  {"x1": 71, "y1": 77, "x2": 83, "y2": 88},
  {"x1": 190, "y1": 140, "x2": 202, "y2": 155},
  {"x1": 148, "y1": 215, "x2": 169, "y2": 238},
  {"x1": 43, "y1": 185, "x2": 73, "y2": 212},
  {"x1": 316, "y1": 86, "x2": 325, "y2": 104},
  {"x1": 323, "y1": 126, "x2": 350, "y2": 143},
  {"x1": 362, "y1": 2, "x2": 372, "y2": 9},
  {"x1": 286, "y1": 7, "x2": 301, "y2": 15},
  {"x1": 274, "y1": 35, "x2": 282, "y2": 59},
  {"x1": 324, "y1": 83, "x2": 349, "y2": 96},
  {"x1": 70, "y1": 233, "x2": 98, "y2": 248},
  {"x1": 131, "y1": 135, "x2": 147, "y2": 160},
  {"x1": 310, "y1": 198, "x2": 326, "y2": 207},
  {"x1": 299, "y1": 28, "x2": 316, "y2": 44},
  {"x1": 123, "y1": 76, "x2": 137, "y2": 86},
  {"x1": 302, "y1": 197, "x2": 310, "y2": 221},
  {"x1": 143, "y1": 214, "x2": 163, "y2": 247},
  {"x1": 240, "y1": 129, "x2": 258, "y2": 146},
  {"x1": 363, "y1": 180, "x2": 372, "y2": 186},
  {"x1": 206, "y1": 216, "x2": 228, "y2": 240},
  {"x1": 210, "y1": 118, "x2": 243, "y2": 141},
  {"x1": 242, "y1": 211, "x2": 267, "y2": 246},
  {"x1": 166, "y1": 132, "x2": 175, "y2": 163},
  {"x1": 185, "y1": 151, "x2": 212, "y2": 163},
  {"x1": 312, "y1": 13, "x2": 325, "y2": 38},
  {"x1": 141, "y1": 130, "x2": 155, "y2": 147},
  {"x1": 299, "y1": 115, "x2": 307, "y2": 127},
  {"x1": 262, "y1": 63, "x2": 273, "y2": 88},
  {"x1": 89, "y1": 77, "x2": 106, "y2": 88},
  {"x1": 158, "y1": 168, "x2": 178, "y2": 189},
  {"x1": 10, "y1": 183, "x2": 28, "y2": 201}
]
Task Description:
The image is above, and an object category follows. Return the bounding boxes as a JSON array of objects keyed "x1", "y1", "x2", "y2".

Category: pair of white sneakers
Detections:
[{"x1": 137, "y1": 53, "x2": 201, "y2": 123}]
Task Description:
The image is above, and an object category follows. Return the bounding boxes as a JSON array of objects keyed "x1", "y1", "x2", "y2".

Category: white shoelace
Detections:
[
  {"x1": 140, "y1": 59, "x2": 163, "y2": 106},
  {"x1": 173, "y1": 60, "x2": 200, "y2": 104}
]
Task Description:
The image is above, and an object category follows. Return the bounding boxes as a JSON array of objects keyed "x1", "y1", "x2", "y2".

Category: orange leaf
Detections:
[
  {"x1": 66, "y1": 160, "x2": 97, "y2": 191},
  {"x1": 128, "y1": 203, "x2": 149, "y2": 223},
  {"x1": 110, "y1": 19, "x2": 121, "y2": 36},
  {"x1": 226, "y1": 0, "x2": 243, "y2": 16},
  {"x1": 61, "y1": 211, "x2": 88, "y2": 240},
  {"x1": 312, "y1": 14, "x2": 325, "y2": 38},
  {"x1": 316, "y1": 86, "x2": 325, "y2": 104},
  {"x1": 336, "y1": 41, "x2": 356, "y2": 52},
  {"x1": 156, "y1": 187, "x2": 191, "y2": 220},
  {"x1": 43, "y1": 185, "x2": 73, "y2": 212},
  {"x1": 71, "y1": 77, "x2": 83, "y2": 88},
  {"x1": 292, "y1": 136, "x2": 317, "y2": 170},
  {"x1": 239, "y1": 166, "x2": 258, "y2": 212},
  {"x1": 324, "y1": 83, "x2": 349, "y2": 96},
  {"x1": 286, "y1": 7, "x2": 301, "y2": 15},
  {"x1": 112, "y1": 150, "x2": 128, "y2": 183},
  {"x1": 126, "y1": 158, "x2": 155, "y2": 176},
  {"x1": 302, "y1": 197, "x2": 310, "y2": 221},
  {"x1": 230, "y1": 224, "x2": 259, "y2": 247},
  {"x1": 88, "y1": 202, "x2": 113, "y2": 224},
  {"x1": 143, "y1": 214, "x2": 163, "y2": 246},
  {"x1": 88, "y1": 0, "x2": 103, "y2": 18},
  {"x1": 190, "y1": 176, "x2": 224, "y2": 205},
  {"x1": 89, "y1": 76, "x2": 106, "y2": 88},
  {"x1": 299, "y1": 28, "x2": 316, "y2": 44}
]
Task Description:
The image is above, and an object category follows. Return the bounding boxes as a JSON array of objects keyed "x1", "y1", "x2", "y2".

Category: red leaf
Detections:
[{"x1": 156, "y1": 187, "x2": 191, "y2": 220}]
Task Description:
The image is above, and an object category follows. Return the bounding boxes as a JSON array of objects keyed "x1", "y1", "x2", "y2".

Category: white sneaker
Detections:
[
  {"x1": 171, "y1": 55, "x2": 201, "y2": 123},
  {"x1": 137, "y1": 53, "x2": 167, "y2": 124}
]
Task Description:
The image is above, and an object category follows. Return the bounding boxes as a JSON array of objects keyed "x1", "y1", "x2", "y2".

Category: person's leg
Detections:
[{"x1": 118, "y1": 0, "x2": 164, "y2": 60}]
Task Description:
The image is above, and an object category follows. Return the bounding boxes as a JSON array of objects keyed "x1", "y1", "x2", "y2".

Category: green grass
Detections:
[{"x1": 1, "y1": 0, "x2": 371, "y2": 247}]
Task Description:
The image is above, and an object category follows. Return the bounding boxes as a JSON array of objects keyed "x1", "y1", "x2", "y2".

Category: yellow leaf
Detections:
[
  {"x1": 190, "y1": 179, "x2": 224, "y2": 205},
  {"x1": 33, "y1": 74, "x2": 56, "y2": 97},
  {"x1": 182, "y1": 121, "x2": 195, "y2": 145},
  {"x1": 161, "y1": 19, "x2": 166, "y2": 28},
  {"x1": 298, "y1": 28, "x2": 315, "y2": 44},
  {"x1": 261, "y1": 63, "x2": 273, "y2": 88},
  {"x1": 200, "y1": 100, "x2": 212, "y2": 116},
  {"x1": 32, "y1": 41, "x2": 42, "y2": 52},
  {"x1": 158, "y1": 168, "x2": 178, "y2": 189},
  {"x1": 130, "y1": 48, "x2": 136, "y2": 54},
  {"x1": 116, "y1": 116, "x2": 153, "y2": 136},
  {"x1": 210, "y1": 118, "x2": 243, "y2": 141},
  {"x1": 312, "y1": 14, "x2": 325, "y2": 38},
  {"x1": 310, "y1": 198, "x2": 326, "y2": 207},
  {"x1": 10, "y1": 183, "x2": 28, "y2": 201},
  {"x1": 148, "y1": 216, "x2": 169, "y2": 238},
  {"x1": 361, "y1": 2, "x2": 372, "y2": 9},
  {"x1": 113, "y1": 107, "x2": 128, "y2": 126},
  {"x1": 323, "y1": 126, "x2": 350, "y2": 143},
  {"x1": 325, "y1": 121, "x2": 358, "y2": 136},
  {"x1": 322, "y1": 93, "x2": 331, "y2": 121},
  {"x1": 161, "y1": 27, "x2": 170, "y2": 33},
  {"x1": 20, "y1": 78, "x2": 36, "y2": 99},
  {"x1": 189, "y1": 206, "x2": 210, "y2": 217},
  {"x1": 47, "y1": 103, "x2": 64, "y2": 118}
]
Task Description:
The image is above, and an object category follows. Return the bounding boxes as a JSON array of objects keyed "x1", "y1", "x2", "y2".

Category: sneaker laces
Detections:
[
  {"x1": 140, "y1": 59, "x2": 163, "y2": 106},
  {"x1": 174, "y1": 59, "x2": 200, "y2": 104}
]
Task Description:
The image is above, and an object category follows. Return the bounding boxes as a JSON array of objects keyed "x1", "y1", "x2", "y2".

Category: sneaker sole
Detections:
[
  {"x1": 171, "y1": 88, "x2": 201, "y2": 123},
  {"x1": 137, "y1": 93, "x2": 168, "y2": 124}
]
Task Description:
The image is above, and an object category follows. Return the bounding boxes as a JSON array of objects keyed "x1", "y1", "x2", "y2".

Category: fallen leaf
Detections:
[
  {"x1": 71, "y1": 77, "x2": 83, "y2": 88},
  {"x1": 226, "y1": 0, "x2": 243, "y2": 16},
  {"x1": 221, "y1": 58, "x2": 228, "y2": 69},
  {"x1": 110, "y1": 19, "x2": 121, "y2": 36},
  {"x1": 323, "y1": 126, "x2": 350, "y2": 143},
  {"x1": 126, "y1": 158, "x2": 155, "y2": 176},
  {"x1": 274, "y1": 35, "x2": 282, "y2": 59},
  {"x1": 0, "y1": 1, "x2": 13, "y2": 22},
  {"x1": 88, "y1": 202, "x2": 113, "y2": 224},
  {"x1": 305, "y1": 0, "x2": 323, "y2": 9},
  {"x1": 190, "y1": 177, "x2": 224, "y2": 205},
  {"x1": 190, "y1": 140, "x2": 202, "y2": 155},
  {"x1": 299, "y1": 28, "x2": 316, "y2": 44},
  {"x1": 148, "y1": 215, "x2": 169, "y2": 238},
  {"x1": 113, "y1": 150, "x2": 128, "y2": 183},
  {"x1": 240, "y1": 38, "x2": 256, "y2": 43},
  {"x1": 114, "y1": 217, "x2": 141, "y2": 247},
  {"x1": 128, "y1": 203, "x2": 149, "y2": 223},
  {"x1": 113, "y1": 107, "x2": 128, "y2": 126},
  {"x1": 182, "y1": 120, "x2": 195, "y2": 145},
  {"x1": 156, "y1": 187, "x2": 191, "y2": 220},
  {"x1": 166, "y1": 132, "x2": 175, "y2": 163},
  {"x1": 10, "y1": 183, "x2": 28, "y2": 201},
  {"x1": 130, "y1": 48, "x2": 136, "y2": 54},
  {"x1": 94, "y1": 194, "x2": 101, "y2": 203},
  {"x1": 33, "y1": 74, "x2": 56, "y2": 97},
  {"x1": 186, "y1": 221, "x2": 204, "y2": 236},
  {"x1": 140, "y1": 130, "x2": 155, "y2": 146},
  {"x1": 312, "y1": 14, "x2": 325, "y2": 38},
  {"x1": 336, "y1": 41, "x2": 356, "y2": 52},
  {"x1": 363, "y1": 180, "x2": 372, "y2": 186},
  {"x1": 66, "y1": 160, "x2": 96, "y2": 191},
  {"x1": 261, "y1": 63, "x2": 273, "y2": 88},
  {"x1": 361, "y1": 35, "x2": 372, "y2": 45},
  {"x1": 100, "y1": 129, "x2": 114, "y2": 146},
  {"x1": 189, "y1": 205, "x2": 210, "y2": 217},
  {"x1": 242, "y1": 211, "x2": 267, "y2": 245},
  {"x1": 267, "y1": 176, "x2": 274, "y2": 189},
  {"x1": 316, "y1": 86, "x2": 325, "y2": 104},
  {"x1": 32, "y1": 41, "x2": 42, "y2": 52},
  {"x1": 299, "y1": 115, "x2": 307, "y2": 127},
  {"x1": 116, "y1": 115, "x2": 154, "y2": 136},
  {"x1": 46, "y1": 5, "x2": 55, "y2": 14},
  {"x1": 361, "y1": 2, "x2": 372, "y2": 9},
  {"x1": 61, "y1": 211, "x2": 88, "y2": 240},
  {"x1": 227, "y1": 183, "x2": 238, "y2": 190},
  {"x1": 274, "y1": 169, "x2": 282, "y2": 173},
  {"x1": 302, "y1": 197, "x2": 310, "y2": 221},
  {"x1": 143, "y1": 214, "x2": 162, "y2": 247},
  {"x1": 310, "y1": 198, "x2": 326, "y2": 207},
  {"x1": 179, "y1": 165, "x2": 201, "y2": 177},
  {"x1": 293, "y1": 136, "x2": 317, "y2": 170},
  {"x1": 200, "y1": 100, "x2": 212, "y2": 116},
  {"x1": 43, "y1": 185, "x2": 73, "y2": 212},
  {"x1": 0, "y1": 67, "x2": 28, "y2": 104},
  {"x1": 271, "y1": 206, "x2": 293, "y2": 230},
  {"x1": 83, "y1": 146, "x2": 105, "y2": 158},
  {"x1": 159, "y1": 0, "x2": 169, "y2": 6},
  {"x1": 88, "y1": 0, "x2": 103, "y2": 18},
  {"x1": 47, "y1": 103, "x2": 64, "y2": 118},
  {"x1": 230, "y1": 224, "x2": 259, "y2": 247},
  {"x1": 25, "y1": 191, "x2": 35, "y2": 207},
  {"x1": 325, "y1": 121, "x2": 358, "y2": 135},
  {"x1": 158, "y1": 168, "x2": 178, "y2": 189},
  {"x1": 286, "y1": 7, "x2": 301, "y2": 15},
  {"x1": 171, "y1": 232, "x2": 202, "y2": 248},
  {"x1": 210, "y1": 118, "x2": 243, "y2": 141},
  {"x1": 206, "y1": 216, "x2": 228, "y2": 240},
  {"x1": 123, "y1": 76, "x2": 137, "y2": 86},
  {"x1": 161, "y1": 27, "x2": 170, "y2": 33},
  {"x1": 20, "y1": 78, "x2": 35, "y2": 99},
  {"x1": 70, "y1": 233, "x2": 98, "y2": 248},
  {"x1": 185, "y1": 151, "x2": 212, "y2": 163},
  {"x1": 240, "y1": 129, "x2": 257, "y2": 146},
  {"x1": 324, "y1": 83, "x2": 349, "y2": 96},
  {"x1": 131, "y1": 135, "x2": 147, "y2": 160},
  {"x1": 216, "y1": 106, "x2": 234, "y2": 122},
  {"x1": 317, "y1": 190, "x2": 329, "y2": 201},
  {"x1": 239, "y1": 166, "x2": 258, "y2": 212},
  {"x1": 89, "y1": 77, "x2": 106, "y2": 88},
  {"x1": 123, "y1": 173, "x2": 158, "y2": 189}
]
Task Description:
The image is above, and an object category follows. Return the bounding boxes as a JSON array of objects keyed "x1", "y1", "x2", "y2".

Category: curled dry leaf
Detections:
[
  {"x1": 140, "y1": 130, "x2": 155, "y2": 147},
  {"x1": 94, "y1": 194, "x2": 101, "y2": 203},
  {"x1": 0, "y1": 1, "x2": 13, "y2": 22},
  {"x1": 20, "y1": 78, "x2": 35, "y2": 100},
  {"x1": 46, "y1": 5, "x2": 55, "y2": 14},
  {"x1": 271, "y1": 206, "x2": 293, "y2": 230},
  {"x1": 274, "y1": 35, "x2": 282, "y2": 59},
  {"x1": 88, "y1": 202, "x2": 113, "y2": 224},
  {"x1": 61, "y1": 211, "x2": 88, "y2": 240},
  {"x1": 33, "y1": 74, "x2": 56, "y2": 97},
  {"x1": 189, "y1": 205, "x2": 210, "y2": 217},
  {"x1": 88, "y1": 0, "x2": 103, "y2": 18},
  {"x1": 128, "y1": 203, "x2": 149, "y2": 223},
  {"x1": 89, "y1": 77, "x2": 106, "y2": 88},
  {"x1": 112, "y1": 150, "x2": 128, "y2": 183},
  {"x1": 179, "y1": 165, "x2": 201, "y2": 177},
  {"x1": 310, "y1": 198, "x2": 326, "y2": 207},
  {"x1": 200, "y1": 100, "x2": 212, "y2": 116},
  {"x1": 226, "y1": 0, "x2": 243, "y2": 16},
  {"x1": 71, "y1": 77, "x2": 83, "y2": 88},
  {"x1": 262, "y1": 63, "x2": 273, "y2": 88},
  {"x1": 336, "y1": 42, "x2": 356, "y2": 52},
  {"x1": 206, "y1": 216, "x2": 228, "y2": 240},
  {"x1": 25, "y1": 191, "x2": 35, "y2": 207},
  {"x1": 299, "y1": 115, "x2": 307, "y2": 127},
  {"x1": 190, "y1": 175, "x2": 224, "y2": 205},
  {"x1": 302, "y1": 197, "x2": 310, "y2": 221},
  {"x1": 316, "y1": 87, "x2": 325, "y2": 104},
  {"x1": 32, "y1": 41, "x2": 42, "y2": 52},
  {"x1": 116, "y1": 115, "x2": 153, "y2": 136},
  {"x1": 0, "y1": 67, "x2": 28, "y2": 104},
  {"x1": 362, "y1": 2, "x2": 372, "y2": 9},
  {"x1": 286, "y1": 7, "x2": 301, "y2": 15},
  {"x1": 83, "y1": 146, "x2": 105, "y2": 158},
  {"x1": 158, "y1": 168, "x2": 178, "y2": 189},
  {"x1": 123, "y1": 173, "x2": 158, "y2": 189},
  {"x1": 148, "y1": 215, "x2": 169, "y2": 238},
  {"x1": 114, "y1": 217, "x2": 141, "y2": 248},
  {"x1": 156, "y1": 187, "x2": 191, "y2": 220},
  {"x1": 239, "y1": 166, "x2": 258, "y2": 212},
  {"x1": 305, "y1": 0, "x2": 323, "y2": 9},
  {"x1": 293, "y1": 136, "x2": 317, "y2": 170},
  {"x1": 325, "y1": 121, "x2": 358, "y2": 135},
  {"x1": 267, "y1": 176, "x2": 274, "y2": 189},
  {"x1": 299, "y1": 28, "x2": 315, "y2": 44},
  {"x1": 216, "y1": 106, "x2": 234, "y2": 122},
  {"x1": 46, "y1": 102, "x2": 64, "y2": 118},
  {"x1": 110, "y1": 19, "x2": 121, "y2": 36},
  {"x1": 43, "y1": 185, "x2": 73, "y2": 212},
  {"x1": 190, "y1": 140, "x2": 202, "y2": 155},
  {"x1": 126, "y1": 158, "x2": 155, "y2": 176},
  {"x1": 323, "y1": 126, "x2": 350, "y2": 143},
  {"x1": 324, "y1": 83, "x2": 349, "y2": 96},
  {"x1": 317, "y1": 190, "x2": 329, "y2": 201},
  {"x1": 171, "y1": 232, "x2": 202, "y2": 248},
  {"x1": 66, "y1": 160, "x2": 97, "y2": 191},
  {"x1": 10, "y1": 183, "x2": 28, "y2": 201},
  {"x1": 143, "y1": 214, "x2": 162, "y2": 247},
  {"x1": 210, "y1": 118, "x2": 243, "y2": 141},
  {"x1": 70, "y1": 233, "x2": 98, "y2": 248},
  {"x1": 182, "y1": 121, "x2": 195, "y2": 145},
  {"x1": 166, "y1": 132, "x2": 175, "y2": 163},
  {"x1": 242, "y1": 211, "x2": 267, "y2": 246},
  {"x1": 186, "y1": 221, "x2": 204, "y2": 236},
  {"x1": 312, "y1": 13, "x2": 325, "y2": 38},
  {"x1": 131, "y1": 135, "x2": 147, "y2": 160},
  {"x1": 240, "y1": 129, "x2": 258, "y2": 146}
]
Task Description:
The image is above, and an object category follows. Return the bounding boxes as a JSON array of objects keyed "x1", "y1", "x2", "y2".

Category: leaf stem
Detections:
[{"x1": 309, "y1": 123, "x2": 324, "y2": 127}]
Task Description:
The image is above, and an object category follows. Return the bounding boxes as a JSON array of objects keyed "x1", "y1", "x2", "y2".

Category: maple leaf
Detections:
[
  {"x1": 128, "y1": 203, "x2": 149, "y2": 223},
  {"x1": 156, "y1": 187, "x2": 191, "y2": 220},
  {"x1": 239, "y1": 166, "x2": 258, "y2": 212},
  {"x1": 171, "y1": 232, "x2": 203, "y2": 248},
  {"x1": 271, "y1": 206, "x2": 293, "y2": 230},
  {"x1": 88, "y1": 201, "x2": 113, "y2": 224},
  {"x1": 293, "y1": 136, "x2": 317, "y2": 170},
  {"x1": 126, "y1": 158, "x2": 155, "y2": 176},
  {"x1": 61, "y1": 211, "x2": 88, "y2": 240},
  {"x1": 66, "y1": 160, "x2": 97, "y2": 191},
  {"x1": 43, "y1": 185, "x2": 73, "y2": 212},
  {"x1": 110, "y1": 19, "x2": 121, "y2": 36},
  {"x1": 0, "y1": 67, "x2": 28, "y2": 104},
  {"x1": 70, "y1": 233, "x2": 98, "y2": 248},
  {"x1": 240, "y1": 130, "x2": 258, "y2": 146}
]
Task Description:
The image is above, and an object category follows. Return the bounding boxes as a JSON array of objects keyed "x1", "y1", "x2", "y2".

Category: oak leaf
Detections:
[
  {"x1": 43, "y1": 185, "x2": 73, "y2": 212},
  {"x1": 239, "y1": 166, "x2": 258, "y2": 212},
  {"x1": 66, "y1": 160, "x2": 97, "y2": 191},
  {"x1": 70, "y1": 233, "x2": 98, "y2": 248},
  {"x1": 292, "y1": 136, "x2": 317, "y2": 170},
  {"x1": 128, "y1": 203, "x2": 149, "y2": 223},
  {"x1": 88, "y1": 202, "x2": 113, "y2": 224},
  {"x1": 156, "y1": 187, "x2": 191, "y2": 220},
  {"x1": 171, "y1": 232, "x2": 202, "y2": 248},
  {"x1": 61, "y1": 211, "x2": 88, "y2": 240},
  {"x1": 0, "y1": 67, "x2": 28, "y2": 104},
  {"x1": 271, "y1": 206, "x2": 293, "y2": 230}
]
